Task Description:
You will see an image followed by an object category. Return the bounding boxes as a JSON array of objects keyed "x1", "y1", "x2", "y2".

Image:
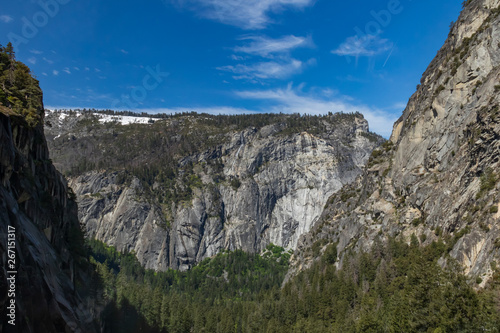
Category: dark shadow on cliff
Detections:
[{"x1": 100, "y1": 298, "x2": 165, "y2": 333}]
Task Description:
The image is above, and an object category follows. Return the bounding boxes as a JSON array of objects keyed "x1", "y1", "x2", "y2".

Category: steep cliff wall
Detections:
[
  {"x1": 292, "y1": 0, "x2": 500, "y2": 285},
  {"x1": 0, "y1": 106, "x2": 94, "y2": 332},
  {"x1": 45, "y1": 112, "x2": 382, "y2": 271}
]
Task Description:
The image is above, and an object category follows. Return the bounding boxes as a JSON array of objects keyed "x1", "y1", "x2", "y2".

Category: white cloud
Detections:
[
  {"x1": 217, "y1": 58, "x2": 310, "y2": 80},
  {"x1": 43, "y1": 57, "x2": 54, "y2": 64},
  {"x1": 391, "y1": 102, "x2": 406, "y2": 109},
  {"x1": 0, "y1": 15, "x2": 13, "y2": 23},
  {"x1": 230, "y1": 54, "x2": 247, "y2": 61},
  {"x1": 45, "y1": 84, "x2": 397, "y2": 137},
  {"x1": 168, "y1": 0, "x2": 315, "y2": 29},
  {"x1": 73, "y1": 66, "x2": 80, "y2": 71},
  {"x1": 118, "y1": 87, "x2": 396, "y2": 137},
  {"x1": 337, "y1": 75, "x2": 368, "y2": 83},
  {"x1": 63, "y1": 68, "x2": 71, "y2": 74},
  {"x1": 235, "y1": 84, "x2": 397, "y2": 137},
  {"x1": 234, "y1": 35, "x2": 313, "y2": 57},
  {"x1": 331, "y1": 35, "x2": 392, "y2": 57},
  {"x1": 27, "y1": 57, "x2": 37, "y2": 65},
  {"x1": 120, "y1": 49, "x2": 129, "y2": 54},
  {"x1": 222, "y1": 34, "x2": 314, "y2": 83},
  {"x1": 30, "y1": 49, "x2": 43, "y2": 55},
  {"x1": 52, "y1": 70, "x2": 59, "y2": 76}
]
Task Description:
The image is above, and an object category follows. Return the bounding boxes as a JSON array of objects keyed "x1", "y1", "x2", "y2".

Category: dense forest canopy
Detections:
[{"x1": 90, "y1": 237, "x2": 500, "y2": 332}]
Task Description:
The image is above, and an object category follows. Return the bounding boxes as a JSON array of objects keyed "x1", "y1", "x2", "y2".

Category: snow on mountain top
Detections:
[
  {"x1": 96, "y1": 114, "x2": 154, "y2": 125},
  {"x1": 45, "y1": 109, "x2": 159, "y2": 125}
]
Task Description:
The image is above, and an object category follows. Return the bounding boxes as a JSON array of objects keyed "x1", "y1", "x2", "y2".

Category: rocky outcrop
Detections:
[
  {"x1": 0, "y1": 106, "x2": 95, "y2": 332},
  {"x1": 47, "y1": 112, "x2": 382, "y2": 271},
  {"x1": 291, "y1": 0, "x2": 500, "y2": 285}
]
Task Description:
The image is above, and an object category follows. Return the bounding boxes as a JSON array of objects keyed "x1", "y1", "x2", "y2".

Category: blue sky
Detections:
[{"x1": 0, "y1": 0, "x2": 463, "y2": 137}]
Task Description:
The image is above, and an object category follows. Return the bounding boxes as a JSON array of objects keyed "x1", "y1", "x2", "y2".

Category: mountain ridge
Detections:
[
  {"x1": 290, "y1": 0, "x2": 500, "y2": 285},
  {"x1": 44, "y1": 110, "x2": 383, "y2": 270}
]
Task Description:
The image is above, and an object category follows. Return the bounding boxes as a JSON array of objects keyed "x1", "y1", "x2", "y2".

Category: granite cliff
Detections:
[
  {"x1": 0, "y1": 46, "x2": 95, "y2": 332},
  {"x1": 291, "y1": 0, "x2": 500, "y2": 285},
  {"x1": 45, "y1": 111, "x2": 383, "y2": 271}
]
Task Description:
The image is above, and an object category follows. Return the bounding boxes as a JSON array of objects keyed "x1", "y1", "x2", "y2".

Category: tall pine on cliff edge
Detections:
[{"x1": 0, "y1": 42, "x2": 43, "y2": 126}]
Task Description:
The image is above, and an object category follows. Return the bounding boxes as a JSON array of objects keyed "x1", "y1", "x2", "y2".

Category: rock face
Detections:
[
  {"x1": 0, "y1": 107, "x2": 95, "y2": 332},
  {"x1": 45, "y1": 112, "x2": 382, "y2": 271},
  {"x1": 291, "y1": 0, "x2": 500, "y2": 285}
]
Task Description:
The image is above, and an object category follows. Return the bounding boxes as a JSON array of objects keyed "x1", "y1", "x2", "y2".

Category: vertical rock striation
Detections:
[
  {"x1": 291, "y1": 0, "x2": 500, "y2": 285},
  {"x1": 0, "y1": 105, "x2": 94, "y2": 332},
  {"x1": 48, "y1": 112, "x2": 382, "y2": 271}
]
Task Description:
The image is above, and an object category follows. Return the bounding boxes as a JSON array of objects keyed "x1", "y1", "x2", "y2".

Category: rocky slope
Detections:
[
  {"x1": 45, "y1": 111, "x2": 383, "y2": 270},
  {"x1": 291, "y1": 0, "x2": 500, "y2": 285},
  {"x1": 0, "y1": 105, "x2": 94, "y2": 331}
]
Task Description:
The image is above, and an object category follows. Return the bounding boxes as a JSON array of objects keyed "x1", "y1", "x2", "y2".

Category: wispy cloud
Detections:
[
  {"x1": 43, "y1": 57, "x2": 54, "y2": 64},
  {"x1": 168, "y1": 0, "x2": 315, "y2": 29},
  {"x1": 27, "y1": 57, "x2": 37, "y2": 65},
  {"x1": 120, "y1": 49, "x2": 129, "y2": 54},
  {"x1": 30, "y1": 49, "x2": 43, "y2": 55},
  {"x1": 336, "y1": 75, "x2": 368, "y2": 83},
  {"x1": 235, "y1": 83, "x2": 397, "y2": 137},
  {"x1": 45, "y1": 90, "x2": 116, "y2": 107},
  {"x1": 45, "y1": 83, "x2": 396, "y2": 137},
  {"x1": 0, "y1": 15, "x2": 13, "y2": 23},
  {"x1": 331, "y1": 35, "x2": 392, "y2": 57},
  {"x1": 230, "y1": 54, "x2": 248, "y2": 61},
  {"x1": 52, "y1": 70, "x2": 59, "y2": 76},
  {"x1": 218, "y1": 58, "x2": 314, "y2": 80},
  {"x1": 234, "y1": 35, "x2": 313, "y2": 57},
  {"x1": 98, "y1": 84, "x2": 395, "y2": 137},
  {"x1": 390, "y1": 102, "x2": 407, "y2": 110},
  {"x1": 63, "y1": 67, "x2": 71, "y2": 74},
  {"x1": 222, "y1": 34, "x2": 315, "y2": 82}
]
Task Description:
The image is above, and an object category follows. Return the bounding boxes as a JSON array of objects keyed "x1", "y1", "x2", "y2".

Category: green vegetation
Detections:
[
  {"x1": 230, "y1": 178, "x2": 241, "y2": 190},
  {"x1": 89, "y1": 240, "x2": 291, "y2": 332},
  {"x1": 359, "y1": 131, "x2": 381, "y2": 143},
  {"x1": 366, "y1": 148, "x2": 386, "y2": 168},
  {"x1": 51, "y1": 110, "x2": 380, "y2": 207},
  {"x1": 434, "y1": 84, "x2": 446, "y2": 97},
  {"x1": 477, "y1": 168, "x2": 498, "y2": 199},
  {"x1": 412, "y1": 218, "x2": 422, "y2": 227},
  {"x1": 450, "y1": 57, "x2": 461, "y2": 76},
  {"x1": 59, "y1": 110, "x2": 377, "y2": 179},
  {"x1": 0, "y1": 43, "x2": 43, "y2": 126},
  {"x1": 90, "y1": 237, "x2": 500, "y2": 332},
  {"x1": 462, "y1": 0, "x2": 472, "y2": 8}
]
